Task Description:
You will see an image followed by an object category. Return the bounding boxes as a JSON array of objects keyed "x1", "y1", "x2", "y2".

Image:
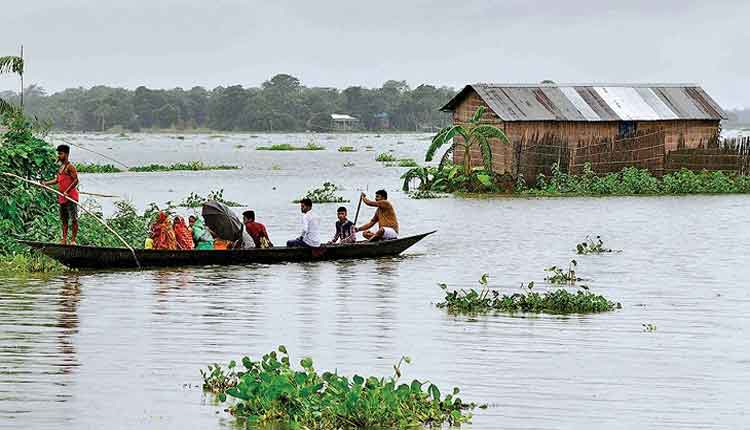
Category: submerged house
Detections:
[{"x1": 440, "y1": 83, "x2": 730, "y2": 179}]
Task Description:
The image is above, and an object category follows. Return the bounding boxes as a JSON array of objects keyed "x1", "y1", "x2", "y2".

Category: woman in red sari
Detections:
[
  {"x1": 149, "y1": 212, "x2": 177, "y2": 250},
  {"x1": 173, "y1": 215, "x2": 195, "y2": 250}
]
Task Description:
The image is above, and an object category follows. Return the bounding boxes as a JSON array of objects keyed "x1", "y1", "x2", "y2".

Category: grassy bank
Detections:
[{"x1": 0, "y1": 253, "x2": 67, "y2": 277}]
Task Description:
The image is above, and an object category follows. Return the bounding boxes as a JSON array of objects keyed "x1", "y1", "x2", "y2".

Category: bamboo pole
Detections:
[
  {"x1": 1, "y1": 172, "x2": 141, "y2": 269},
  {"x1": 52, "y1": 136, "x2": 131, "y2": 170}
]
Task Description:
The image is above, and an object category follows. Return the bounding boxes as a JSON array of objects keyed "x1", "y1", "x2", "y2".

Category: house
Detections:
[
  {"x1": 440, "y1": 83, "x2": 730, "y2": 179},
  {"x1": 331, "y1": 113, "x2": 360, "y2": 131}
]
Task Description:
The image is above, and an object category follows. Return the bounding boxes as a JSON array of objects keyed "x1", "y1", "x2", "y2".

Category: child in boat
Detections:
[
  {"x1": 328, "y1": 206, "x2": 356, "y2": 244},
  {"x1": 188, "y1": 215, "x2": 214, "y2": 250}
]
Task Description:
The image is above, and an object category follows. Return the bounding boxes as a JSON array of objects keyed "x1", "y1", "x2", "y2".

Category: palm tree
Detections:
[
  {"x1": 0, "y1": 55, "x2": 24, "y2": 116},
  {"x1": 425, "y1": 106, "x2": 509, "y2": 174}
]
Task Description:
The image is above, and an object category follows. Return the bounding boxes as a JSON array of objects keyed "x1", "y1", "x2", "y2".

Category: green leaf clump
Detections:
[
  {"x1": 436, "y1": 274, "x2": 620, "y2": 315},
  {"x1": 293, "y1": 182, "x2": 349, "y2": 203},
  {"x1": 201, "y1": 346, "x2": 479, "y2": 429}
]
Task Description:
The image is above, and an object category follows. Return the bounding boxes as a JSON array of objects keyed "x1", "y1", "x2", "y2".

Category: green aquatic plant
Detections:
[
  {"x1": 576, "y1": 235, "x2": 618, "y2": 254},
  {"x1": 398, "y1": 158, "x2": 419, "y2": 167},
  {"x1": 376, "y1": 152, "x2": 397, "y2": 162},
  {"x1": 407, "y1": 189, "x2": 446, "y2": 199},
  {"x1": 337, "y1": 145, "x2": 356, "y2": 152},
  {"x1": 178, "y1": 189, "x2": 242, "y2": 208},
  {"x1": 293, "y1": 182, "x2": 349, "y2": 203},
  {"x1": 76, "y1": 163, "x2": 123, "y2": 173},
  {"x1": 518, "y1": 162, "x2": 750, "y2": 196},
  {"x1": 257, "y1": 143, "x2": 325, "y2": 151},
  {"x1": 202, "y1": 346, "x2": 480, "y2": 429},
  {"x1": 544, "y1": 260, "x2": 583, "y2": 285},
  {"x1": 437, "y1": 274, "x2": 620, "y2": 315},
  {"x1": 642, "y1": 323, "x2": 657, "y2": 332},
  {"x1": 130, "y1": 161, "x2": 239, "y2": 172}
]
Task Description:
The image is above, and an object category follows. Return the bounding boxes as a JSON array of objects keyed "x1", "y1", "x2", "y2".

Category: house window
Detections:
[{"x1": 618, "y1": 121, "x2": 636, "y2": 138}]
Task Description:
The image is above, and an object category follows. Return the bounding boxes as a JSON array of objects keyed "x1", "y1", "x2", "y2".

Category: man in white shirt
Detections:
[{"x1": 286, "y1": 197, "x2": 321, "y2": 247}]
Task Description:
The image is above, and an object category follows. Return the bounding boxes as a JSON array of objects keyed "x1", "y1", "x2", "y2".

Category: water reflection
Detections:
[{"x1": 56, "y1": 275, "x2": 81, "y2": 375}]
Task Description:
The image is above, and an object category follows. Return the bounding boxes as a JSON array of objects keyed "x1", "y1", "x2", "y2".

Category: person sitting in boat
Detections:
[
  {"x1": 173, "y1": 215, "x2": 195, "y2": 250},
  {"x1": 355, "y1": 190, "x2": 399, "y2": 241},
  {"x1": 242, "y1": 210, "x2": 273, "y2": 248},
  {"x1": 286, "y1": 197, "x2": 320, "y2": 248},
  {"x1": 41, "y1": 144, "x2": 79, "y2": 245},
  {"x1": 150, "y1": 212, "x2": 177, "y2": 250},
  {"x1": 328, "y1": 206, "x2": 356, "y2": 244},
  {"x1": 189, "y1": 215, "x2": 214, "y2": 250}
]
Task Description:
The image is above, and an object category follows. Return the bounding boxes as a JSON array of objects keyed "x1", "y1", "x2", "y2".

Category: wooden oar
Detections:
[{"x1": 1, "y1": 172, "x2": 141, "y2": 269}]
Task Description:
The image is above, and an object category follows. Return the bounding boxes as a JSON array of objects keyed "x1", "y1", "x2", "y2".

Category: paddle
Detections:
[{"x1": 352, "y1": 193, "x2": 364, "y2": 241}]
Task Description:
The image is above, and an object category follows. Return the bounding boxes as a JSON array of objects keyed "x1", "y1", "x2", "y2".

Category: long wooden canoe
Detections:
[{"x1": 19, "y1": 231, "x2": 435, "y2": 270}]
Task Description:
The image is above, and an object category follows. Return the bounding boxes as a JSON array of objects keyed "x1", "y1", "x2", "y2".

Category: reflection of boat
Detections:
[{"x1": 19, "y1": 231, "x2": 435, "y2": 270}]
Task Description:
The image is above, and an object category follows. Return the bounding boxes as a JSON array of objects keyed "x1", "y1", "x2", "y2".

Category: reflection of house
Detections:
[
  {"x1": 440, "y1": 83, "x2": 729, "y2": 179},
  {"x1": 331, "y1": 114, "x2": 359, "y2": 131}
]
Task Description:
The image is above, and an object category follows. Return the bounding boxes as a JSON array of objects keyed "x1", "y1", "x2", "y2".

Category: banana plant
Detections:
[{"x1": 425, "y1": 106, "x2": 509, "y2": 174}]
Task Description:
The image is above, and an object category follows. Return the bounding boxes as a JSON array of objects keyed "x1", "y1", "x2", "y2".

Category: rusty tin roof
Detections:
[{"x1": 441, "y1": 83, "x2": 727, "y2": 122}]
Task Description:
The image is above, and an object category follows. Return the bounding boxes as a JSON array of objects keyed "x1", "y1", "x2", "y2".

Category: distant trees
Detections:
[{"x1": 9, "y1": 74, "x2": 455, "y2": 132}]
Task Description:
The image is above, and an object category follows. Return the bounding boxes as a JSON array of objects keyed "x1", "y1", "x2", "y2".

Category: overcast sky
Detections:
[{"x1": 1, "y1": 0, "x2": 748, "y2": 108}]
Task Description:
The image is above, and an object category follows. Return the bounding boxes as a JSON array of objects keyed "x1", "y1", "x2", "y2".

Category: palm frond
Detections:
[
  {"x1": 401, "y1": 167, "x2": 423, "y2": 191},
  {"x1": 0, "y1": 56, "x2": 24, "y2": 75},
  {"x1": 470, "y1": 106, "x2": 486, "y2": 124}
]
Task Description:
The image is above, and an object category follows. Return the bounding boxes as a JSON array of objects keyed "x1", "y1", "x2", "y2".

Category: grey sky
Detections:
[{"x1": 2, "y1": 0, "x2": 748, "y2": 108}]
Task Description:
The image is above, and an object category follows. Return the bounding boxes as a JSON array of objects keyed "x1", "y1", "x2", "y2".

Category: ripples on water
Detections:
[{"x1": 1, "y1": 133, "x2": 749, "y2": 429}]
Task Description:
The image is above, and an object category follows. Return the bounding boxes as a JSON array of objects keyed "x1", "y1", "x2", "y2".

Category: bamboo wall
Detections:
[{"x1": 451, "y1": 89, "x2": 725, "y2": 179}]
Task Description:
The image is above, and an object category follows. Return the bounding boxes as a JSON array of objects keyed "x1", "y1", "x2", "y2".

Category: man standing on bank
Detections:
[
  {"x1": 355, "y1": 189, "x2": 399, "y2": 241},
  {"x1": 287, "y1": 197, "x2": 321, "y2": 248},
  {"x1": 42, "y1": 145, "x2": 80, "y2": 245}
]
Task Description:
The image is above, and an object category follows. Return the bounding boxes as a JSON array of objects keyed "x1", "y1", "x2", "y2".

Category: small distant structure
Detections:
[
  {"x1": 374, "y1": 112, "x2": 390, "y2": 129},
  {"x1": 331, "y1": 114, "x2": 359, "y2": 131},
  {"x1": 440, "y1": 83, "x2": 738, "y2": 180}
]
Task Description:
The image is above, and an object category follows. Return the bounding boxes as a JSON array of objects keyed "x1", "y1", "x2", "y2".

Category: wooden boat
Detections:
[{"x1": 19, "y1": 231, "x2": 435, "y2": 270}]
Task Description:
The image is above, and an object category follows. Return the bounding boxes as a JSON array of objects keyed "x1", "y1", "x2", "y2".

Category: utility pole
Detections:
[{"x1": 19, "y1": 45, "x2": 24, "y2": 110}]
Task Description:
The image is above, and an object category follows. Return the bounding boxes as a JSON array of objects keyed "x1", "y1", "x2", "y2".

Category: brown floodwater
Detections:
[{"x1": 1, "y1": 132, "x2": 749, "y2": 429}]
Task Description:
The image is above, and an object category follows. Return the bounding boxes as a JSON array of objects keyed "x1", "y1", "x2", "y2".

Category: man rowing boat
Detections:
[
  {"x1": 355, "y1": 189, "x2": 399, "y2": 241},
  {"x1": 41, "y1": 145, "x2": 79, "y2": 245}
]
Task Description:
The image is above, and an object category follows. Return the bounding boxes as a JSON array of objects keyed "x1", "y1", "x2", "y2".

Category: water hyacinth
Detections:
[
  {"x1": 202, "y1": 346, "x2": 480, "y2": 429},
  {"x1": 437, "y1": 274, "x2": 620, "y2": 315}
]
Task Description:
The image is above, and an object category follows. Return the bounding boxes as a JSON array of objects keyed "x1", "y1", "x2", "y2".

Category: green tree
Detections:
[
  {"x1": 0, "y1": 56, "x2": 24, "y2": 115},
  {"x1": 425, "y1": 106, "x2": 509, "y2": 174}
]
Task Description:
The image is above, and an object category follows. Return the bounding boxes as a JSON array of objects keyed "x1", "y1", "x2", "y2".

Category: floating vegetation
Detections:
[
  {"x1": 518, "y1": 162, "x2": 750, "y2": 196},
  {"x1": 202, "y1": 346, "x2": 479, "y2": 429},
  {"x1": 130, "y1": 162, "x2": 240, "y2": 172},
  {"x1": 544, "y1": 260, "x2": 583, "y2": 285},
  {"x1": 376, "y1": 152, "x2": 397, "y2": 162},
  {"x1": 76, "y1": 163, "x2": 123, "y2": 173},
  {"x1": 437, "y1": 274, "x2": 620, "y2": 315},
  {"x1": 576, "y1": 235, "x2": 618, "y2": 254},
  {"x1": 0, "y1": 253, "x2": 67, "y2": 276},
  {"x1": 178, "y1": 189, "x2": 242, "y2": 208},
  {"x1": 337, "y1": 146, "x2": 356, "y2": 152},
  {"x1": 398, "y1": 158, "x2": 419, "y2": 167},
  {"x1": 293, "y1": 182, "x2": 349, "y2": 203},
  {"x1": 343, "y1": 161, "x2": 355, "y2": 168},
  {"x1": 642, "y1": 323, "x2": 657, "y2": 332},
  {"x1": 271, "y1": 164, "x2": 282, "y2": 171},
  {"x1": 257, "y1": 143, "x2": 325, "y2": 151},
  {"x1": 235, "y1": 144, "x2": 245, "y2": 149},
  {"x1": 408, "y1": 189, "x2": 446, "y2": 199}
]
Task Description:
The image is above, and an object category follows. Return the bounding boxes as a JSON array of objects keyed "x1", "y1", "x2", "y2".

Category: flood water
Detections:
[{"x1": 1, "y1": 132, "x2": 749, "y2": 429}]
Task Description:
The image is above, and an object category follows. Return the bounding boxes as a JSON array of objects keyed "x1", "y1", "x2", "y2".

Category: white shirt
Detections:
[{"x1": 301, "y1": 210, "x2": 321, "y2": 247}]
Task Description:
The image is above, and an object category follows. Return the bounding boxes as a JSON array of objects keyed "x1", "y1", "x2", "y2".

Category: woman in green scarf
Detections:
[{"x1": 189, "y1": 215, "x2": 214, "y2": 250}]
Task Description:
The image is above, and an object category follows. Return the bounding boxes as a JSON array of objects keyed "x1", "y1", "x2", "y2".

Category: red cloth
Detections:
[
  {"x1": 173, "y1": 216, "x2": 195, "y2": 250},
  {"x1": 150, "y1": 212, "x2": 177, "y2": 250},
  {"x1": 244, "y1": 221, "x2": 269, "y2": 247},
  {"x1": 57, "y1": 163, "x2": 79, "y2": 204}
]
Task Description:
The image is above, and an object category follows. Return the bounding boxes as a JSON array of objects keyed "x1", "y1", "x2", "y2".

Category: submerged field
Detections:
[{"x1": 1, "y1": 132, "x2": 749, "y2": 429}]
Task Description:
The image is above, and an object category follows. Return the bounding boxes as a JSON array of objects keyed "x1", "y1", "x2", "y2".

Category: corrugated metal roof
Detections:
[{"x1": 441, "y1": 83, "x2": 727, "y2": 121}]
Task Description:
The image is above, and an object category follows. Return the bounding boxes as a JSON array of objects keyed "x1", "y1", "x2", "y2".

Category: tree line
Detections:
[{"x1": 0, "y1": 74, "x2": 456, "y2": 132}]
